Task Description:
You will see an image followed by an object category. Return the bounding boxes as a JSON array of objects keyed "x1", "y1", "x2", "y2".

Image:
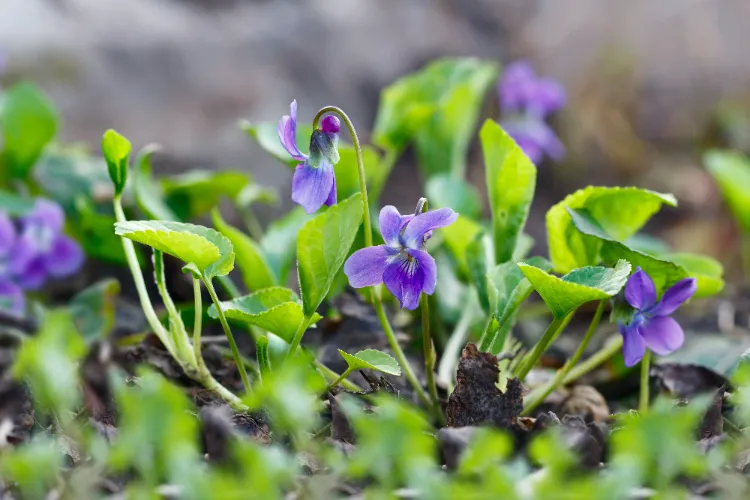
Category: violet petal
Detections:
[
  {"x1": 15, "y1": 258, "x2": 47, "y2": 291},
  {"x1": 291, "y1": 161, "x2": 335, "y2": 214},
  {"x1": 277, "y1": 100, "x2": 307, "y2": 162},
  {"x1": 639, "y1": 316, "x2": 685, "y2": 356},
  {"x1": 402, "y1": 208, "x2": 458, "y2": 249},
  {"x1": 620, "y1": 323, "x2": 646, "y2": 368},
  {"x1": 649, "y1": 278, "x2": 697, "y2": 317},
  {"x1": 406, "y1": 248, "x2": 437, "y2": 296},
  {"x1": 625, "y1": 267, "x2": 657, "y2": 311},
  {"x1": 382, "y1": 252, "x2": 425, "y2": 310},
  {"x1": 379, "y1": 206, "x2": 404, "y2": 247},
  {"x1": 343, "y1": 245, "x2": 394, "y2": 288},
  {"x1": 23, "y1": 198, "x2": 64, "y2": 234},
  {"x1": 43, "y1": 235, "x2": 84, "y2": 278}
]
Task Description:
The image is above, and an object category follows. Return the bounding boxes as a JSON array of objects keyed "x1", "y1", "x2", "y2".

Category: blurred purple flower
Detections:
[
  {"x1": 344, "y1": 200, "x2": 457, "y2": 310},
  {"x1": 498, "y1": 60, "x2": 566, "y2": 165},
  {"x1": 0, "y1": 280, "x2": 24, "y2": 316},
  {"x1": 498, "y1": 60, "x2": 566, "y2": 118},
  {"x1": 14, "y1": 199, "x2": 84, "y2": 290},
  {"x1": 618, "y1": 268, "x2": 697, "y2": 367},
  {"x1": 278, "y1": 100, "x2": 341, "y2": 214}
]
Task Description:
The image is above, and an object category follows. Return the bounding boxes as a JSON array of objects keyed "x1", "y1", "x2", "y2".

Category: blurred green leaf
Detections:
[
  {"x1": 704, "y1": 150, "x2": 750, "y2": 233},
  {"x1": 115, "y1": 220, "x2": 234, "y2": 279},
  {"x1": 338, "y1": 349, "x2": 401, "y2": 376},
  {"x1": 297, "y1": 193, "x2": 363, "y2": 316},
  {"x1": 425, "y1": 173, "x2": 481, "y2": 220},
  {"x1": 568, "y1": 208, "x2": 689, "y2": 294},
  {"x1": 162, "y1": 170, "x2": 251, "y2": 219},
  {"x1": 481, "y1": 120, "x2": 537, "y2": 264},
  {"x1": 519, "y1": 259, "x2": 631, "y2": 319},
  {"x1": 73, "y1": 198, "x2": 132, "y2": 265},
  {"x1": 414, "y1": 59, "x2": 499, "y2": 179},
  {"x1": 244, "y1": 352, "x2": 326, "y2": 436},
  {"x1": 208, "y1": 287, "x2": 321, "y2": 343},
  {"x1": 110, "y1": 370, "x2": 202, "y2": 488},
  {"x1": 261, "y1": 207, "x2": 311, "y2": 285},
  {"x1": 236, "y1": 183, "x2": 279, "y2": 208},
  {"x1": 0, "y1": 437, "x2": 64, "y2": 499},
  {"x1": 0, "y1": 83, "x2": 58, "y2": 181},
  {"x1": 101, "y1": 129, "x2": 131, "y2": 197},
  {"x1": 466, "y1": 232, "x2": 493, "y2": 312},
  {"x1": 132, "y1": 144, "x2": 177, "y2": 221},
  {"x1": 13, "y1": 310, "x2": 86, "y2": 420},
  {"x1": 480, "y1": 256, "x2": 552, "y2": 353},
  {"x1": 69, "y1": 278, "x2": 120, "y2": 343},
  {"x1": 0, "y1": 188, "x2": 35, "y2": 215},
  {"x1": 240, "y1": 120, "x2": 314, "y2": 167},
  {"x1": 547, "y1": 186, "x2": 677, "y2": 273},
  {"x1": 660, "y1": 252, "x2": 724, "y2": 298},
  {"x1": 213, "y1": 208, "x2": 277, "y2": 291},
  {"x1": 441, "y1": 215, "x2": 484, "y2": 276},
  {"x1": 34, "y1": 150, "x2": 112, "y2": 211}
]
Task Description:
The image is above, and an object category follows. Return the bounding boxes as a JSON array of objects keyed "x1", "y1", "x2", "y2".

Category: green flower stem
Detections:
[
  {"x1": 286, "y1": 314, "x2": 313, "y2": 362},
  {"x1": 113, "y1": 197, "x2": 175, "y2": 357},
  {"x1": 522, "y1": 300, "x2": 607, "y2": 416},
  {"x1": 192, "y1": 277, "x2": 204, "y2": 363},
  {"x1": 639, "y1": 349, "x2": 652, "y2": 413},
  {"x1": 316, "y1": 362, "x2": 364, "y2": 393},
  {"x1": 515, "y1": 312, "x2": 573, "y2": 381},
  {"x1": 256, "y1": 337, "x2": 271, "y2": 384},
  {"x1": 313, "y1": 106, "x2": 430, "y2": 409},
  {"x1": 562, "y1": 334, "x2": 622, "y2": 385},
  {"x1": 205, "y1": 279, "x2": 252, "y2": 394},
  {"x1": 326, "y1": 367, "x2": 355, "y2": 392},
  {"x1": 421, "y1": 293, "x2": 442, "y2": 422},
  {"x1": 153, "y1": 252, "x2": 195, "y2": 366}
]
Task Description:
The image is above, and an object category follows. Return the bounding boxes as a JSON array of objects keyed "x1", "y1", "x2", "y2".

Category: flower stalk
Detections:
[
  {"x1": 515, "y1": 312, "x2": 573, "y2": 381},
  {"x1": 313, "y1": 106, "x2": 432, "y2": 409},
  {"x1": 640, "y1": 349, "x2": 652, "y2": 413},
  {"x1": 522, "y1": 300, "x2": 606, "y2": 415}
]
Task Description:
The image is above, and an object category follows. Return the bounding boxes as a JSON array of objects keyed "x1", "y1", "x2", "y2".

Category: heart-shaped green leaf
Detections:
[
  {"x1": 240, "y1": 120, "x2": 314, "y2": 167},
  {"x1": 208, "y1": 287, "x2": 321, "y2": 343},
  {"x1": 479, "y1": 256, "x2": 552, "y2": 353},
  {"x1": 547, "y1": 186, "x2": 677, "y2": 273},
  {"x1": 212, "y1": 208, "x2": 277, "y2": 291},
  {"x1": 101, "y1": 129, "x2": 132, "y2": 196},
  {"x1": 338, "y1": 349, "x2": 401, "y2": 376},
  {"x1": 115, "y1": 220, "x2": 234, "y2": 278},
  {"x1": 704, "y1": 150, "x2": 750, "y2": 233},
  {"x1": 567, "y1": 208, "x2": 689, "y2": 294},
  {"x1": 1, "y1": 83, "x2": 58, "y2": 181},
  {"x1": 162, "y1": 170, "x2": 251, "y2": 219},
  {"x1": 297, "y1": 193, "x2": 363, "y2": 316},
  {"x1": 519, "y1": 259, "x2": 631, "y2": 319},
  {"x1": 132, "y1": 144, "x2": 178, "y2": 221},
  {"x1": 481, "y1": 120, "x2": 537, "y2": 264}
]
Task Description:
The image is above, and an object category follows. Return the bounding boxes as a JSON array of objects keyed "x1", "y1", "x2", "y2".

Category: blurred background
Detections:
[{"x1": 2, "y1": 0, "x2": 750, "y2": 277}]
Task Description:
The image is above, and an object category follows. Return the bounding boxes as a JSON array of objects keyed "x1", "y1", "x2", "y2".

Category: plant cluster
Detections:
[{"x1": 0, "y1": 58, "x2": 749, "y2": 499}]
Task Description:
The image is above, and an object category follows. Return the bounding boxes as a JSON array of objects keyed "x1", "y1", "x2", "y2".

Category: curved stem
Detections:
[
  {"x1": 639, "y1": 349, "x2": 652, "y2": 413},
  {"x1": 562, "y1": 334, "x2": 622, "y2": 385},
  {"x1": 285, "y1": 314, "x2": 312, "y2": 362},
  {"x1": 205, "y1": 279, "x2": 252, "y2": 394},
  {"x1": 522, "y1": 300, "x2": 607, "y2": 415},
  {"x1": 515, "y1": 312, "x2": 573, "y2": 381},
  {"x1": 113, "y1": 197, "x2": 175, "y2": 356},
  {"x1": 313, "y1": 106, "x2": 371, "y2": 248},
  {"x1": 314, "y1": 105, "x2": 429, "y2": 409},
  {"x1": 316, "y1": 361, "x2": 364, "y2": 393}
]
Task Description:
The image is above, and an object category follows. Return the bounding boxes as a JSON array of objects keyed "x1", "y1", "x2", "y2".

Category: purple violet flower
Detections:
[
  {"x1": 344, "y1": 200, "x2": 457, "y2": 310},
  {"x1": 278, "y1": 100, "x2": 341, "y2": 214},
  {"x1": 618, "y1": 268, "x2": 697, "y2": 367},
  {"x1": 498, "y1": 60, "x2": 566, "y2": 165},
  {"x1": 0, "y1": 213, "x2": 27, "y2": 316}
]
